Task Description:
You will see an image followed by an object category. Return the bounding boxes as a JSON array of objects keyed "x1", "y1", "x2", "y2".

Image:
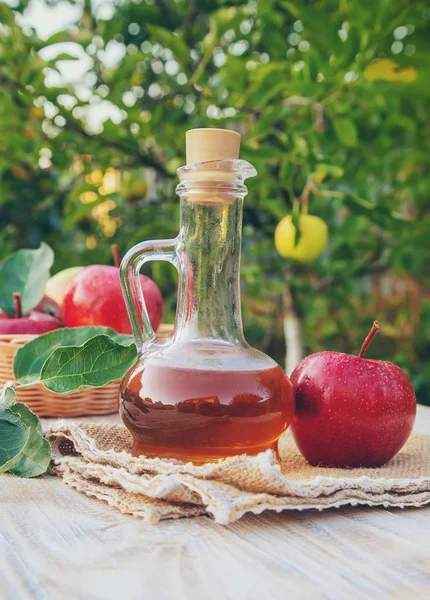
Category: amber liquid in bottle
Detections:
[
  {"x1": 121, "y1": 359, "x2": 295, "y2": 462},
  {"x1": 120, "y1": 134, "x2": 295, "y2": 463}
]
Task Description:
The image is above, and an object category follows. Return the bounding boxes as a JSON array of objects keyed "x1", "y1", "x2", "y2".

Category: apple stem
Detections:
[
  {"x1": 111, "y1": 244, "x2": 120, "y2": 268},
  {"x1": 13, "y1": 292, "x2": 22, "y2": 319},
  {"x1": 358, "y1": 321, "x2": 380, "y2": 358}
]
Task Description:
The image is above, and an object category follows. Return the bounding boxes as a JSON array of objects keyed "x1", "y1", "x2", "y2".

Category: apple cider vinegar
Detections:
[
  {"x1": 121, "y1": 358, "x2": 294, "y2": 462},
  {"x1": 120, "y1": 128, "x2": 295, "y2": 462}
]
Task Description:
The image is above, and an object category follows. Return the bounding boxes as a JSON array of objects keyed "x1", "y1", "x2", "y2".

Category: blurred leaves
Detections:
[
  {"x1": 0, "y1": 0, "x2": 429, "y2": 402},
  {"x1": 147, "y1": 26, "x2": 190, "y2": 66},
  {"x1": 333, "y1": 118, "x2": 358, "y2": 148}
]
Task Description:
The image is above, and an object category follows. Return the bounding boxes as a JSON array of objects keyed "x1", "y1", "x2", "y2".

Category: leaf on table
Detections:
[
  {"x1": 0, "y1": 385, "x2": 30, "y2": 475},
  {"x1": 0, "y1": 418, "x2": 29, "y2": 475},
  {"x1": 0, "y1": 242, "x2": 54, "y2": 316},
  {"x1": 0, "y1": 381, "x2": 17, "y2": 410},
  {"x1": 14, "y1": 326, "x2": 133, "y2": 386},
  {"x1": 9, "y1": 403, "x2": 51, "y2": 478},
  {"x1": 39, "y1": 334, "x2": 137, "y2": 394},
  {"x1": 0, "y1": 384, "x2": 51, "y2": 477}
]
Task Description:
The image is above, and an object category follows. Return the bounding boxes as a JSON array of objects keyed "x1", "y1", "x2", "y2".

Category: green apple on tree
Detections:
[
  {"x1": 275, "y1": 214, "x2": 328, "y2": 263},
  {"x1": 123, "y1": 170, "x2": 148, "y2": 203}
]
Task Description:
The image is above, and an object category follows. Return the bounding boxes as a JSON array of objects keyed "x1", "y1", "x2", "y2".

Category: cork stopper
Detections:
[{"x1": 186, "y1": 128, "x2": 241, "y2": 165}]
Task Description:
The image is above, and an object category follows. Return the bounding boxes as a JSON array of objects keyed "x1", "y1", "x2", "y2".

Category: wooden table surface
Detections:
[{"x1": 1, "y1": 406, "x2": 430, "y2": 600}]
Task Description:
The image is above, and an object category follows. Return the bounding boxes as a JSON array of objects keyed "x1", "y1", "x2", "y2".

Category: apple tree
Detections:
[{"x1": 0, "y1": 0, "x2": 429, "y2": 402}]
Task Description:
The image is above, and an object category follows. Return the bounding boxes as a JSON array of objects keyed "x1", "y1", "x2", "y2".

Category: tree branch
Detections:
[
  {"x1": 59, "y1": 114, "x2": 170, "y2": 176},
  {"x1": 183, "y1": 0, "x2": 198, "y2": 41},
  {"x1": 283, "y1": 96, "x2": 324, "y2": 132},
  {"x1": 283, "y1": 285, "x2": 304, "y2": 375},
  {"x1": 1, "y1": 73, "x2": 170, "y2": 177}
]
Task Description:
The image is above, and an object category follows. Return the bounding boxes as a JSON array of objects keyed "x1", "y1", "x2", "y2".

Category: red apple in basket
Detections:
[
  {"x1": 0, "y1": 293, "x2": 62, "y2": 334},
  {"x1": 62, "y1": 244, "x2": 163, "y2": 334},
  {"x1": 291, "y1": 321, "x2": 416, "y2": 468}
]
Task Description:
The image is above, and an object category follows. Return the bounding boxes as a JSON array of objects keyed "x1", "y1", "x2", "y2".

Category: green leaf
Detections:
[
  {"x1": 0, "y1": 385, "x2": 29, "y2": 475},
  {"x1": 147, "y1": 26, "x2": 190, "y2": 66},
  {"x1": 291, "y1": 204, "x2": 302, "y2": 249},
  {"x1": 0, "y1": 4, "x2": 15, "y2": 26},
  {"x1": 343, "y1": 192, "x2": 411, "y2": 229},
  {"x1": 41, "y1": 31, "x2": 80, "y2": 46},
  {"x1": 342, "y1": 25, "x2": 361, "y2": 67},
  {"x1": 0, "y1": 417, "x2": 29, "y2": 475},
  {"x1": 255, "y1": 81, "x2": 290, "y2": 109},
  {"x1": 279, "y1": 156, "x2": 293, "y2": 189},
  {"x1": 0, "y1": 381, "x2": 16, "y2": 410},
  {"x1": 63, "y1": 196, "x2": 107, "y2": 231},
  {"x1": 212, "y1": 6, "x2": 245, "y2": 38},
  {"x1": 0, "y1": 385, "x2": 51, "y2": 477},
  {"x1": 279, "y1": 1, "x2": 301, "y2": 18},
  {"x1": 14, "y1": 326, "x2": 133, "y2": 387},
  {"x1": 9, "y1": 403, "x2": 51, "y2": 478},
  {"x1": 313, "y1": 164, "x2": 344, "y2": 182},
  {"x1": 39, "y1": 334, "x2": 137, "y2": 394},
  {"x1": 200, "y1": 16, "x2": 218, "y2": 54},
  {"x1": 307, "y1": 50, "x2": 320, "y2": 81},
  {"x1": 53, "y1": 54, "x2": 80, "y2": 61},
  {"x1": 0, "y1": 243, "x2": 54, "y2": 316},
  {"x1": 265, "y1": 198, "x2": 288, "y2": 221},
  {"x1": 333, "y1": 118, "x2": 358, "y2": 148}
]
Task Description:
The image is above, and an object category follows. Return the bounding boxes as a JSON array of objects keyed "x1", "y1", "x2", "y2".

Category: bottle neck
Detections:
[{"x1": 175, "y1": 193, "x2": 245, "y2": 344}]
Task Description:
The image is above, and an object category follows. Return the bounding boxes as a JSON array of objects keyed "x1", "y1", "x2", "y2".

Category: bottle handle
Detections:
[{"x1": 120, "y1": 239, "x2": 177, "y2": 353}]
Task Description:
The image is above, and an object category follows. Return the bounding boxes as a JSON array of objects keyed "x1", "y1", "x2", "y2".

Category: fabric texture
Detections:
[{"x1": 45, "y1": 422, "x2": 430, "y2": 525}]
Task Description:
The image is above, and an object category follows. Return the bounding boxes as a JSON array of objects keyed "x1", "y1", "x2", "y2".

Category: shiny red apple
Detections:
[
  {"x1": 291, "y1": 322, "x2": 416, "y2": 468},
  {"x1": 62, "y1": 245, "x2": 163, "y2": 334},
  {"x1": 33, "y1": 294, "x2": 62, "y2": 320},
  {"x1": 0, "y1": 293, "x2": 62, "y2": 334}
]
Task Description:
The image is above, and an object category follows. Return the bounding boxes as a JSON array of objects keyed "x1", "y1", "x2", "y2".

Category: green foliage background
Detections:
[{"x1": 1, "y1": 0, "x2": 429, "y2": 402}]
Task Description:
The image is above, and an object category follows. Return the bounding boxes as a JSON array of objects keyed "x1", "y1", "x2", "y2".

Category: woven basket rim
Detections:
[
  {"x1": 0, "y1": 324, "x2": 174, "y2": 346},
  {"x1": 0, "y1": 333, "x2": 38, "y2": 342},
  {"x1": 0, "y1": 324, "x2": 173, "y2": 417}
]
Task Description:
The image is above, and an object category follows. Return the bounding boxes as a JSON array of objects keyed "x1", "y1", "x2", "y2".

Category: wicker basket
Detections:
[{"x1": 0, "y1": 324, "x2": 174, "y2": 418}]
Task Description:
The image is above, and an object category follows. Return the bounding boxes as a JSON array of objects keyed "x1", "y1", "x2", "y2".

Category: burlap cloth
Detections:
[{"x1": 45, "y1": 422, "x2": 430, "y2": 525}]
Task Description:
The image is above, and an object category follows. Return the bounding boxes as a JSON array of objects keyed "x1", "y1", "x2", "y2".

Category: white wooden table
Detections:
[{"x1": 1, "y1": 406, "x2": 430, "y2": 600}]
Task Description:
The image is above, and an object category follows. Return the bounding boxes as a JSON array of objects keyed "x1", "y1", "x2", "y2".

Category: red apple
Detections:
[
  {"x1": 0, "y1": 293, "x2": 62, "y2": 335},
  {"x1": 62, "y1": 245, "x2": 163, "y2": 334},
  {"x1": 33, "y1": 294, "x2": 62, "y2": 320},
  {"x1": 291, "y1": 322, "x2": 416, "y2": 468}
]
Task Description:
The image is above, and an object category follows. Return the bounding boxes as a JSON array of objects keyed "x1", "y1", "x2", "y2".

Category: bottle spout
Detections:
[{"x1": 177, "y1": 158, "x2": 257, "y2": 184}]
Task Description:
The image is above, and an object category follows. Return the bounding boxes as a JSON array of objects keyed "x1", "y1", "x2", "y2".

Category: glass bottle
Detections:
[{"x1": 120, "y1": 128, "x2": 295, "y2": 463}]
